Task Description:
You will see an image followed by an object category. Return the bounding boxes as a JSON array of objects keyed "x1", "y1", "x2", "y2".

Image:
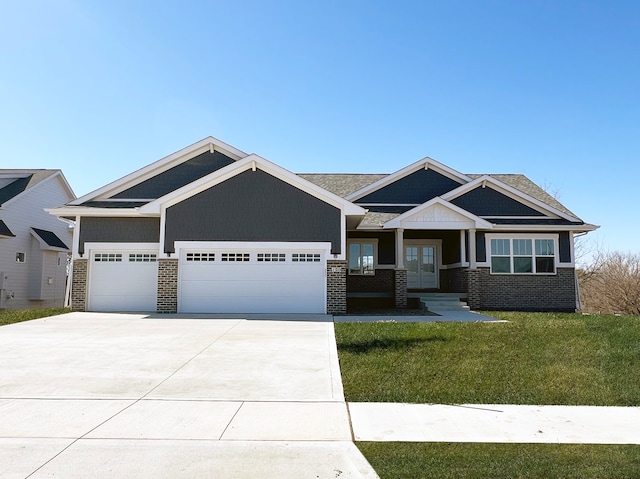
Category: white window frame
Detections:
[
  {"x1": 347, "y1": 239, "x2": 378, "y2": 275},
  {"x1": 486, "y1": 234, "x2": 558, "y2": 275}
]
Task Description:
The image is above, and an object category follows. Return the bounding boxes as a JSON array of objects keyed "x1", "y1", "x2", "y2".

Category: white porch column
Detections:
[
  {"x1": 395, "y1": 228, "x2": 404, "y2": 269},
  {"x1": 469, "y1": 228, "x2": 477, "y2": 270}
]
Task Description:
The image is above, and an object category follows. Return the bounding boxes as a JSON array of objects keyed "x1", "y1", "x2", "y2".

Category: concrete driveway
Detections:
[{"x1": 0, "y1": 312, "x2": 378, "y2": 479}]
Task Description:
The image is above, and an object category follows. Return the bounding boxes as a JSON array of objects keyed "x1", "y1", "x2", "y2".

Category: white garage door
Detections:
[
  {"x1": 179, "y1": 248, "x2": 326, "y2": 313},
  {"x1": 88, "y1": 251, "x2": 158, "y2": 312}
]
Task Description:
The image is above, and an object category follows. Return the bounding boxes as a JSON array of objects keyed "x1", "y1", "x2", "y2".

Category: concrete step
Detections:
[
  {"x1": 420, "y1": 299, "x2": 470, "y2": 311},
  {"x1": 415, "y1": 294, "x2": 470, "y2": 312}
]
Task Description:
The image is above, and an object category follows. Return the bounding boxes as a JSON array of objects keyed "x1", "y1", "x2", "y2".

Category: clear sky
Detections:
[{"x1": 2, "y1": 1, "x2": 638, "y2": 261}]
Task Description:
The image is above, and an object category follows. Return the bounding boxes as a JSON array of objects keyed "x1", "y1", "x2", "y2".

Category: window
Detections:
[
  {"x1": 221, "y1": 253, "x2": 250, "y2": 262},
  {"x1": 292, "y1": 253, "x2": 321, "y2": 262},
  {"x1": 186, "y1": 253, "x2": 215, "y2": 262},
  {"x1": 490, "y1": 237, "x2": 555, "y2": 274},
  {"x1": 129, "y1": 253, "x2": 157, "y2": 262},
  {"x1": 16, "y1": 252, "x2": 25, "y2": 263},
  {"x1": 94, "y1": 253, "x2": 122, "y2": 262},
  {"x1": 258, "y1": 253, "x2": 286, "y2": 262},
  {"x1": 348, "y1": 241, "x2": 375, "y2": 275}
]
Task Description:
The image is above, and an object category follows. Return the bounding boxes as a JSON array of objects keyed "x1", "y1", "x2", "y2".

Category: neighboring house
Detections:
[
  {"x1": 48, "y1": 137, "x2": 597, "y2": 315},
  {"x1": 0, "y1": 170, "x2": 75, "y2": 310}
]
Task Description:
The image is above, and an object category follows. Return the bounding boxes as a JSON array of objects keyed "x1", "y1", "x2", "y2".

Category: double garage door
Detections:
[
  {"x1": 178, "y1": 248, "x2": 326, "y2": 313},
  {"x1": 87, "y1": 245, "x2": 326, "y2": 313}
]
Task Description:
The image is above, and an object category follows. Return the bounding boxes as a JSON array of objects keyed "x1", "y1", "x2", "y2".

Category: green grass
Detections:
[
  {"x1": 335, "y1": 312, "x2": 640, "y2": 405},
  {"x1": 357, "y1": 442, "x2": 640, "y2": 479},
  {"x1": 0, "y1": 307, "x2": 70, "y2": 326}
]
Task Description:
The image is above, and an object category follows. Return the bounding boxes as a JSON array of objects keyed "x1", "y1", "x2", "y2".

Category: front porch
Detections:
[{"x1": 346, "y1": 228, "x2": 474, "y2": 312}]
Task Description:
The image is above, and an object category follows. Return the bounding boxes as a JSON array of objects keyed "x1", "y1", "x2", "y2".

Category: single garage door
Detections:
[
  {"x1": 179, "y1": 247, "x2": 326, "y2": 313},
  {"x1": 87, "y1": 251, "x2": 158, "y2": 312}
]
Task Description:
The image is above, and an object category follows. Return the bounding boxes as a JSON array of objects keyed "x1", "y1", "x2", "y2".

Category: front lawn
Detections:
[
  {"x1": 0, "y1": 307, "x2": 70, "y2": 326},
  {"x1": 335, "y1": 312, "x2": 640, "y2": 406},
  {"x1": 357, "y1": 442, "x2": 640, "y2": 479}
]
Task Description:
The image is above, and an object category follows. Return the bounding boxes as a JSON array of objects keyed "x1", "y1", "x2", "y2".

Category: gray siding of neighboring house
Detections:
[
  {"x1": 451, "y1": 187, "x2": 546, "y2": 216},
  {"x1": 111, "y1": 151, "x2": 235, "y2": 199},
  {"x1": 356, "y1": 169, "x2": 463, "y2": 204},
  {"x1": 78, "y1": 217, "x2": 160, "y2": 254},
  {"x1": 164, "y1": 169, "x2": 342, "y2": 254}
]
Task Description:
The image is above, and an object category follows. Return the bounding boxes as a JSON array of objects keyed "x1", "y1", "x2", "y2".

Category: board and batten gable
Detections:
[
  {"x1": 77, "y1": 217, "x2": 161, "y2": 255},
  {"x1": 450, "y1": 186, "x2": 547, "y2": 216},
  {"x1": 0, "y1": 173, "x2": 73, "y2": 309},
  {"x1": 111, "y1": 151, "x2": 235, "y2": 200},
  {"x1": 355, "y1": 168, "x2": 463, "y2": 204},
  {"x1": 164, "y1": 169, "x2": 342, "y2": 254}
]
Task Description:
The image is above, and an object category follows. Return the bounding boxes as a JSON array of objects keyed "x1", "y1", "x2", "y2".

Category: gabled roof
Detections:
[
  {"x1": 345, "y1": 157, "x2": 472, "y2": 202},
  {"x1": 0, "y1": 170, "x2": 74, "y2": 207},
  {"x1": 31, "y1": 228, "x2": 70, "y2": 251},
  {"x1": 441, "y1": 175, "x2": 581, "y2": 223},
  {"x1": 138, "y1": 154, "x2": 366, "y2": 216},
  {"x1": 69, "y1": 136, "x2": 248, "y2": 206}
]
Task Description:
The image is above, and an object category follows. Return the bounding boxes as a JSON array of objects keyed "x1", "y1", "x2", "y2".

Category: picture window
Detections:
[{"x1": 490, "y1": 237, "x2": 555, "y2": 274}]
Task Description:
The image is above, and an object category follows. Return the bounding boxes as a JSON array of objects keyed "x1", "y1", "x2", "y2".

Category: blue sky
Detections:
[{"x1": 2, "y1": 1, "x2": 638, "y2": 261}]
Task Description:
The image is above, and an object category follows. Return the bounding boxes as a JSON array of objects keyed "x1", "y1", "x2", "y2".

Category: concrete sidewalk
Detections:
[
  {"x1": 349, "y1": 402, "x2": 640, "y2": 444},
  {"x1": 334, "y1": 310, "x2": 503, "y2": 322}
]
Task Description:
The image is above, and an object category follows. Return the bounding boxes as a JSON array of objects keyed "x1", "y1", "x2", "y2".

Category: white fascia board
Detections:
[
  {"x1": 491, "y1": 223, "x2": 599, "y2": 233},
  {"x1": 441, "y1": 175, "x2": 581, "y2": 222},
  {"x1": 140, "y1": 154, "x2": 367, "y2": 216},
  {"x1": 383, "y1": 197, "x2": 493, "y2": 229},
  {"x1": 46, "y1": 206, "x2": 154, "y2": 217},
  {"x1": 345, "y1": 156, "x2": 471, "y2": 202},
  {"x1": 69, "y1": 136, "x2": 248, "y2": 205}
]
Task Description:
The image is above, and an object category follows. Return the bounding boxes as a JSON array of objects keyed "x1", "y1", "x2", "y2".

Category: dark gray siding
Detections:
[
  {"x1": 476, "y1": 232, "x2": 487, "y2": 262},
  {"x1": 559, "y1": 232, "x2": 572, "y2": 263},
  {"x1": 356, "y1": 169, "x2": 462, "y2": 204},
  {"x1": 112, "y1": 151, "x2": 235, "y2": 199},
  {"x1": 451, "y1": 187, "x2": 545, "y2": 216},
  {"x1": 78, "y1": 217, "x2": 160, "y2": 254},
  {"x1": 165, "y1": 169, "x2": 342, "y2": 253}
]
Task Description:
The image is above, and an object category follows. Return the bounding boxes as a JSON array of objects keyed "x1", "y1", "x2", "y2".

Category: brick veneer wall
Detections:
[
  {"x1": 327, "y1": 260, "x2": 347, "y2": 314},
  {"x1": 71, "y1": 259, "x2": 87, "y2": 311},
  {"x1": 157, "y1": 259, "x2": 178, "y2": 313},
  {"x1": 440, "y1": 267, "x2": 468, "y2": 293},
  {"x1": 470, "y1": 267, "x2": 577, "y2": 312},
  {"x1": 346, "y1": 269, "x2": 395, "y2": 293},
  {"x1": 394, "y1": 269, "x2": 407, "y2": 308}
]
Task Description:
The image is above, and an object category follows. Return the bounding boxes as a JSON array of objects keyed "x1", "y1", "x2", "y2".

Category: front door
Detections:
[{"x1": 405, "y1": 245, "x2": 438, "y2": 289}]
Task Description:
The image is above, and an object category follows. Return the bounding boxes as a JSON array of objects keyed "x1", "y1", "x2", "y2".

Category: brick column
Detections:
[
  {"x1": 394, "y1": 268, "x2": 407, "y2": 309},
  {"x1": 157, "y1": 259, "x2": 178, "y2": 313},
  {"x1": 327, "y1": 260, "x2": 347, "y2": 315},
  {"x1": 71, "y1": 259, "x2": 87, "y2": 311},
  {"x1": 467, "y1": 268, "x2": 480, "y2": 309}
]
